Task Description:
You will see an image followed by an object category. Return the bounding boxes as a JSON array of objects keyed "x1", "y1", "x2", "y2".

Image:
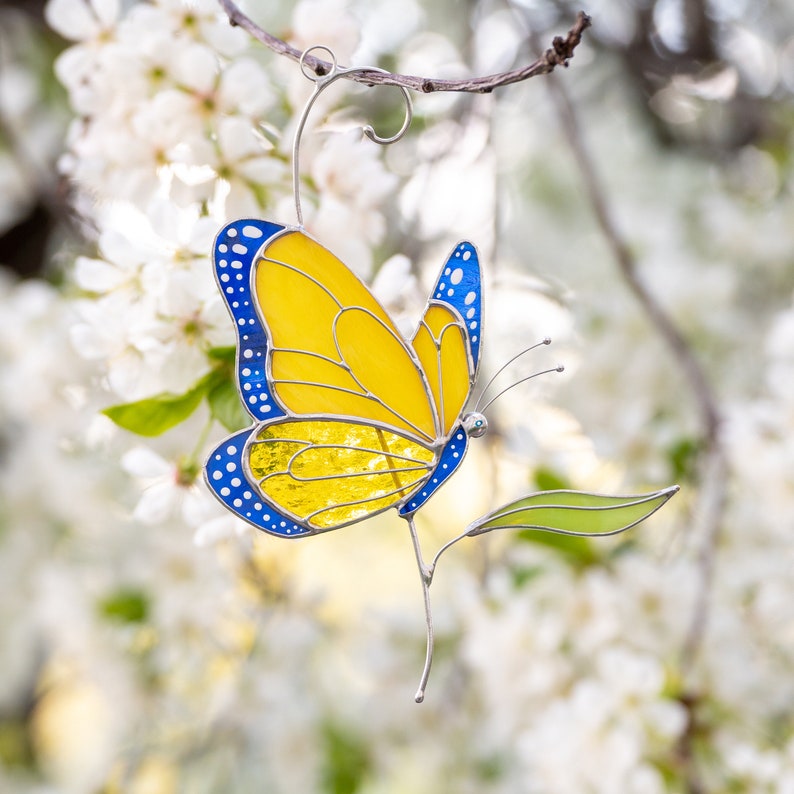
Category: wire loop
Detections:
[{"x1": 292, "y1": 45, "x2": 413, "y2": 227}]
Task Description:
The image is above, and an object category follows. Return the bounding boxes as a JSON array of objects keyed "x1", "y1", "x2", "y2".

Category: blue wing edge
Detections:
[
  {"x1": 400, "y1": 240, "x2": 483, "y2": 517},
  {"x1": 204, "y1": 219, "x2": 311, "y2": 538}
]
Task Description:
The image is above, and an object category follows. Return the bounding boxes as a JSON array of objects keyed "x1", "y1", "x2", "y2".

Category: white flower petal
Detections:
[
  {"x1": 192, "y1": 515, "x2": 235, "y2": 546},
  {"x1": 69, "y1": 321, "x2": 110, "y2": 359},
  {"x1": 233, "y1": 156, "x2": 284, "y2": 184},
  {"x1": 92, "y1": 0, "x2": 119, "y2": 27},
  {"x1": 45, "y1": 0, "x2": 115, "y2": 41},
  {"x1": 217, "y1": 59, "x2": 274, "y2": 117},
  {"x1": 73, "y1": 257, "x2": 124, "y2": 293},
  {"x1": 371, "y1": 254, "x2": 415, "y2": 302},
  {"x1": 181, "y1": 488, "x2": 219, "y2": 528},
  {"x1": 97, "y1": 230, "x2": 150, "y2": 270},
  {"x1": 217, "y1": 116, "x2": 268, "y2": 161},
  {"x1": 171, "y1": 43, "x2": 218, "y2": 95},
  {"x1": 132, "y1": 481, "x2": 176, "y2": 525},
  {"x1": 121, "y1": 446, "x2": 171, "y2": 479},
  {"x1": 292, "y1": 0, "x2": 360, "y2": 57}
]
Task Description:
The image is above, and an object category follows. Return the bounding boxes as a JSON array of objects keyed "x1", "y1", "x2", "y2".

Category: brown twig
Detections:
[{"x1": 218, "y1": 0, "x2": 591, "y2": 93}]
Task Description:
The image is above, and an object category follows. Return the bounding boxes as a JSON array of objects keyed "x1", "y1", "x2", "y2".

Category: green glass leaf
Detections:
[
  {"x1": 208, "y1": 377, "x2": 249, "y2": 432},
  {"x1": 465, "y1": 486, "x2": 679, "y2": 538},
  {"x1": 102, "y1": 371, "x2": 219, "y2": 436}
]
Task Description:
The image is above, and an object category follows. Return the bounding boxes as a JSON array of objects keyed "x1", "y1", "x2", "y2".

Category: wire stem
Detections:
[{"x1": 405, "y1": 515, "x2": 434, "y2": 703}]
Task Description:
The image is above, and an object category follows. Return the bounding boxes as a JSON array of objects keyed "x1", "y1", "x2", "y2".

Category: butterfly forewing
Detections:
[
  {"x1": 256, "y1": 231, "x2": 439, "y2": 441},
  {"x1": 411, "y1": 302, "x2": 471, "y2": 436}
]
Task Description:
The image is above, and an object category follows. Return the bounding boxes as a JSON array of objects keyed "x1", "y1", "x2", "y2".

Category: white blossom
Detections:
[{"x1": 121, "y1": 445, "x2": 212, "y2": 525}]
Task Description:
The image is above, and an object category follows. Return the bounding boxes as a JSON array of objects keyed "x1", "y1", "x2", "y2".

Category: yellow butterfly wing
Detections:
[
  {"x1": 235, "y1": 231, "x2": 482, "y2": 532},
  {"x1": 255, "y1": 230, "x2": 439, "y2": 442},
  {"x1": 245, "y1": 418, "x2": 436, "y2": 530},
  {"x1": 411, "y1": 301, "x2": 473, "y2": 437}
]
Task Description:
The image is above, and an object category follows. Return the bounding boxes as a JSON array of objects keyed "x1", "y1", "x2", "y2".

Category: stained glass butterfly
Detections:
[
  {"x1": 203, "y1": 47, "x2": 678, "y2": 701},
  {"x1": 205, "y1": 221, "x2": 485, "y2": 536}
]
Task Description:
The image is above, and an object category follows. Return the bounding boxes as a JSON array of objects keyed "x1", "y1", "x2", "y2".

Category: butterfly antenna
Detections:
[
  {"x1": 477, "y1": 366, "x2": 564, "y2": 416},
  {"x1": 474, "y1": 337, "x2": 553, "y2": 413},
  {"x1": 292, "y1": 46, "x2": 413, "y2": 228}
]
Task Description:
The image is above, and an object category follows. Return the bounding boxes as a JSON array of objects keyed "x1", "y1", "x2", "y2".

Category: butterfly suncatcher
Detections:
[{"x1": 204, "y1": 48, "x2": 678, "y2": 701}]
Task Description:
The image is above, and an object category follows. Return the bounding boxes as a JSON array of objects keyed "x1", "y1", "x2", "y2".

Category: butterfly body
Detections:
[{"x1": 205, "y1": 219, "x2": 483, "y2": 536}]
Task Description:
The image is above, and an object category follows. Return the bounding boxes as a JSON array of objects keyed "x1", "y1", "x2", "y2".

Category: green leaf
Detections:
[
  {"x1": 104, "y1": 386, "x2": 206, "y2": 436},
  {"x1": 208, "y1": 377, "x2": 249, "y2": 432},
  {"x1": 667, "y1": 436, "x2": 701, "y2": 481},
  {"x1": 533, "y1": 466, "x2": 571, "y2": 491},
  {"x1": 206, "y1": 345, "x2": 237, "y2": 363},
  {"x1": 466, "y1": 486, "x2": 680, "y2": 538},
  {"x1": 102, "y1": 371, "x2": 221, "y2": 436},
  {"x1": 98, "y1": 587, "x2": 150, "y2": 624},
  {"x1": 320, "y1": 722, "x2": 371, "y2": 794},
  {"x1": 0, "y1": 717, "x2": 35, "y2": 769},
  {"x1": 509, "y1": 564, "x2": 545, "y2": 589}
]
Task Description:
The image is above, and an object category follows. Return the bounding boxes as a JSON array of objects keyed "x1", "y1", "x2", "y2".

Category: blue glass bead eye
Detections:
[{"x1": 462, "y1": 412, "x2": 488, "y2": 438}]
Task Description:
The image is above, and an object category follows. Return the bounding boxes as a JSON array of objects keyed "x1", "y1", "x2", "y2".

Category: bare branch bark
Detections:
[{"x1": 218, "y1": 0, "x2": 591, "y2": 93}]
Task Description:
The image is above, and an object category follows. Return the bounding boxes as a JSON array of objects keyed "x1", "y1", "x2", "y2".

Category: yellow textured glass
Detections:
[
  {"x1": 246, "y1": 419, "x2": 436, "y2": 529},
  {"x1": 269, "y1": 350, "x2": 359, "y2": 392},
  {"x1": 411, "y1": 303, "x2": 470, "y2": 435},
  {"x1": 256, "y1": 231, "x2": 438, "y2": 438},
  {"x1": 334, "y1": 308, "x2": 435, "y2": 438},
  {"x1": 263, "y1": 232, "x2": 393, "y2": 327}
]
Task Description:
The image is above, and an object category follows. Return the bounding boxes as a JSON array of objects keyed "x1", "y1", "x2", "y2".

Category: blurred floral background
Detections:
[{"x1": 1, "y1": 0, "x2": 794, "y2": 791}]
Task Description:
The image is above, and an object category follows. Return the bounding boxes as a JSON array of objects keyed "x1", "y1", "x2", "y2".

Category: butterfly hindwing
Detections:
[
  {"x1": 205, "y1": 427, "x2": 311, "y2": 537},
  {"x1": 244, "y1": 416, "x2": 438, "y2": 531},
  {"x1": 399, "y1": 424, "x2": 469, "y2": 516}
]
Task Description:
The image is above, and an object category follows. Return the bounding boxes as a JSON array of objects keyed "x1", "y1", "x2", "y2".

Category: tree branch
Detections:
[{"x1": 218, "y1": 0, "x2": 591, "y2": 93}]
